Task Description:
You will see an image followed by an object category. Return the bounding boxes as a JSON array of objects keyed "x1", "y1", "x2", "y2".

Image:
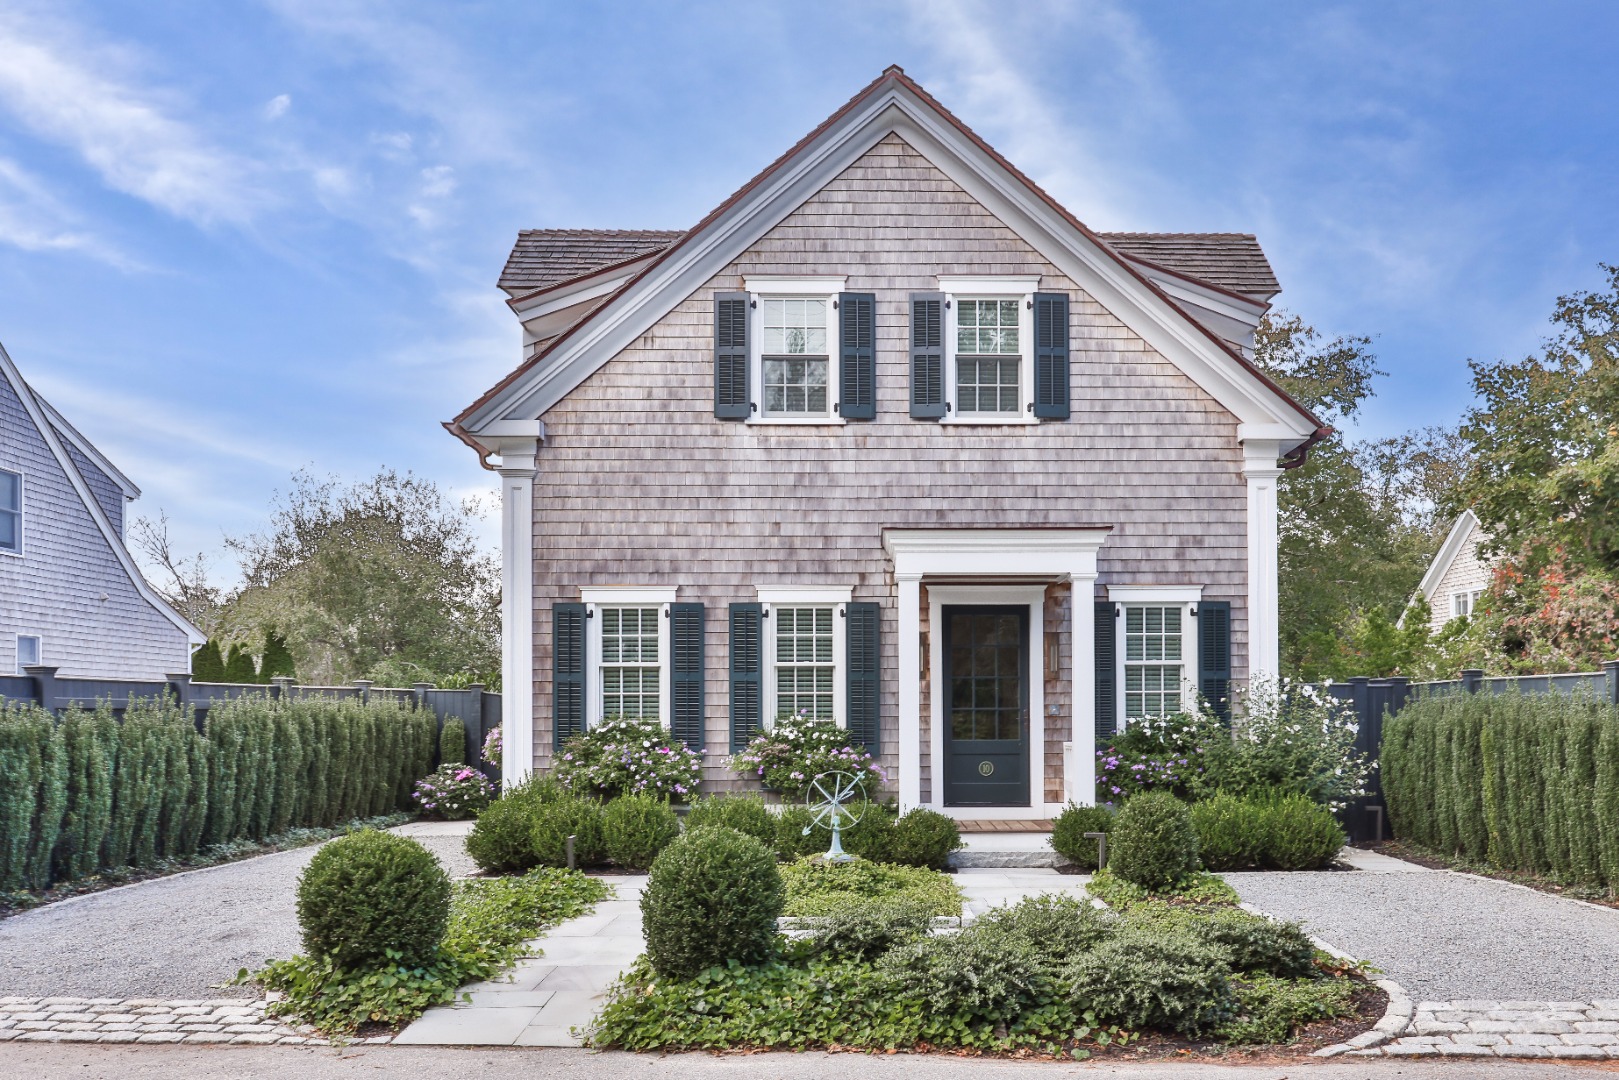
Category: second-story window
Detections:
[
  {"x1": 955, "y1": 298, "x2": 1022, "y2": 415},
  {"x1": 761, "y1": 298, "x2": 830, "y2": 417},
  {"x1": 0, "y1": 469, "x2": 20, "y2": 554}
]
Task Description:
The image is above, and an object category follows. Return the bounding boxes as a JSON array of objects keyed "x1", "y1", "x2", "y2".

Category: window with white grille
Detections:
[
  {"x1": 600, "y1": 607, "x2": 661, "y2": 721},
  {"x1": 1124, "y1": 605, "x2": 1184, "y2": 719}
]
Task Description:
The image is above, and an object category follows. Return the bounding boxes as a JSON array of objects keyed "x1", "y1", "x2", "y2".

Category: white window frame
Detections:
[
  {"x1": 16, "y1": 634, "x2": 41, "y2": 674},
  {"x1": 757, "y1": 586, "x2": 851, "y2": 728},
  {"x1": 743, "y1": 276, "x2": 847, "y2": 426},
  {"x1": 0, "y1": 467, "x2": 22, "y2": 557},
  {"x1": 1451, "y1": 590, "x2": 1480, "y2": 619},
  {"x1": 579, "y1": 586, "x2": 676, "y2": 730},
  {"x1": 1109, "y1": 586, "x2": 1203, "y2": 731},
  {"x1": 939, "y1": 276, "x2": 1040, "y2": 425}
]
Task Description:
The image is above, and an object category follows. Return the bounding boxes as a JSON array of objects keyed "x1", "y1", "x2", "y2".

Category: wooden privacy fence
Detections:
[
  {"x1": 0, "y1": 666, "x2": 502, "y2": 778},
  {"x1": 1322, "y1": 661, "x2": 1619, "y2": 843}
]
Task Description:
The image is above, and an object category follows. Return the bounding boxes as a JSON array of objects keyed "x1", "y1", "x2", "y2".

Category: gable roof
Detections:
[
  {"x1": 452, "y1": 67, "x2": 1325, "y2": 450},
  {"x1": 0, "y1": 341, "x2": 204, "y2": 646},
  {"x1": 1098, "y1": 233, "x2": 1280, "y2": 302},
  {"x1": 1416, "y1": 510, "x2": 1488, "y2": 605},
  {"x1": 32, "y1": 390, "x2": 141, "y2": 500},
  {"x1": 499, "y1": 229, "x2": 683, "y2": 297}
]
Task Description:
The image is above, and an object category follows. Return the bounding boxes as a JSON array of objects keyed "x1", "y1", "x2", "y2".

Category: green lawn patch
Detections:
[{"x1": 779, "y1": 858, "x2": 963, "y2": 917}]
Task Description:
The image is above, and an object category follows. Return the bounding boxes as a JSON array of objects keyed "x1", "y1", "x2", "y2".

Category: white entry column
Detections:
[
  {"x1": 482, "y1": 424, "x2": 543, "y2": 789},
  {"x1": 896, "y1": 573, "x2": 923, "y2": 811},
  {"x1": 1243, "y1": 440, "x2": 1284, "y2": 681},
  {"x1": 1065, "y1": 569, "x2": 1098, "y2": 806}
]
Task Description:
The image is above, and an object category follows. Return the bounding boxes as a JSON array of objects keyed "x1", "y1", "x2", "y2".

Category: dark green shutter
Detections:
[
  {"x1": 845, "y1": 602, "x2": 880, "y2": 751},
  {"x1": 671, "y1": 603, "x2": 705, "y2": 751},
  {"x1": 1199, "y1": 601, "x2": 1232, "y2": 722},
  {"x1": 838, "y1": 292, "x2": 876, "y2": 419},
  {"x1": 714, "y1": 292, "x2": 750, "y2": 419},
  {"x1": 729, "y1": 603, "x2": 763, "y2": 752},
  {"x1": 1094, "y1": 601, "x2": 1116, "y2": 742},
  {"x1": 553, "y1": 602, "x2": 587, "y2": 748},
  {"x1": 909, "y1": 292, "x2": 946, "y2": 419},
  {"x1": 1033, "y1": 292, "x2": 1070, "y2": 419}
]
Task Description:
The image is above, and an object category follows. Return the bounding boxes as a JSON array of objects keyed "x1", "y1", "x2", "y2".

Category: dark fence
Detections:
[
  {"x1": 1322, "y1": 661, "x2": 1619, "y2": 843},
  {"x1": 0, "y1": 666, "x2": 502, "y2": 781}
]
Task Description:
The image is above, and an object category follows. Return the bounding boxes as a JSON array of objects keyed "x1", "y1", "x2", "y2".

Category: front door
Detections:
[{"x1": 942, "y1": 606, "x2": 1030, "y2": 806}]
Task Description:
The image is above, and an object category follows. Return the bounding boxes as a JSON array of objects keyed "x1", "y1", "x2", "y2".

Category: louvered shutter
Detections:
[
  {"x1": 909, "y1": 292, "x2": 946, "y2": 419},
  {"x1": 671, "y1": 603, "x2": 705, "y2": 751},
  {"x1": 1094, "y1": 601, "x2": 1117, "y2": 742},
  {"x1": 838, "y1": 292, "x2": 876, "y2": 419},
  {"x1": 552, "y1": 602, "x2": 587, "y2": 748},
  {"x1": 714, "y1": 292, "x2": 750, "y2": 419},
  {"x1": 1198, "y1": 601, "x2": 1233, "y2": 722},
  {"x1": 845, "y1": 602, "x2": 880, "y2": 752},
  {"x1": 729, "y1": 603, "x2": 763, "y2": 752},
  {"x1": 1033, "y1": 292, "x2": 1070, "y2": 419}
]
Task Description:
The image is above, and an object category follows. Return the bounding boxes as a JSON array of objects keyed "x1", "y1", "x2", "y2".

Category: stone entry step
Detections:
[{"x1": 948, "y1": 830, "x2": 1061, "y2": 868}]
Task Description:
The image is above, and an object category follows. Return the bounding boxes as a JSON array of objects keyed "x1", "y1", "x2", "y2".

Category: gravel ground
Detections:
[
  {"x1": 0, "y1": 823, "x2": 475, "y2": 1000},
  {"x1": 1230, "y1": 869, "x2": 1619, "y2": 1001}
]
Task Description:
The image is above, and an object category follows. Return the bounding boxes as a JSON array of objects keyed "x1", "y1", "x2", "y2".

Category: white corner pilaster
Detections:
[
  {"x1": 1243, "y1": 440, "x2": 1284, "y2": 681},
  {"x1": 485, "y1": 425, "x2": 543, "y2": 790},
  {"x1": 896, "y1": 573, "x2": 923, "y2": 811},
  {"x1": 1066, "y1": 569, "x2": 1098, "y2": 806}
]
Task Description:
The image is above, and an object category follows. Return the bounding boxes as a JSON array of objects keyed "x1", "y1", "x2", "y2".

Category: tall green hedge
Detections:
[
  {"x1": 1384, "y1": 690, "x2": 1619, "y2": 887},
  {"x1": 0, "y1": 693, "x2": 433, "y2": 893}
]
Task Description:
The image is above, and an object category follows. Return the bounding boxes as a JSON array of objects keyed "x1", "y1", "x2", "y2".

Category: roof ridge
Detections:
[{"x1": 514, "y1": 227, "x2": 682, "y2": 236}]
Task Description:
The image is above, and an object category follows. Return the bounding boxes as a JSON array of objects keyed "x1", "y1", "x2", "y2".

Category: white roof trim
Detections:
[
  {"x1": 461, "y1": 81, "x2": 1317, "y2": 443},
  {"x1": 0, "y1": 341, "x2": 205, "y2": 647},
  {"x1": 1416, "y1": 510, "x2": 1482, "y2": 604},
  {"x1": 31, "y1": 392, "x2": 141, "y2": 500}
]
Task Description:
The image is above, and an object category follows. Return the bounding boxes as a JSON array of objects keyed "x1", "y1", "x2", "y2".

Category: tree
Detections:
[
  {"x1": 220, "y1": 469, "x2": 499, "y2": 686},
  {"x1": 223, "y1": 643, "x2": 259, "y2": 684},
  {"x1": 260, "y1": 628, "x2": 296, "y2": 681},
  {"x1": 191, "y1": 639, "x2": 226, "y2": 682},
  {"x1": 130, "y1": 510, "x2": 224, "y2": 634}
]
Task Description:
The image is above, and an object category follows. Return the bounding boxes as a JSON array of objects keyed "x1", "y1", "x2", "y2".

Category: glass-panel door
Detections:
[{"x1": 942, "y1": 606, "x2": 1030, "y2": 806}]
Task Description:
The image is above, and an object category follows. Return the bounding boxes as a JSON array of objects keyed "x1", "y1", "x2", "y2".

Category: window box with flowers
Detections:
[
  {"x1": 729, "y1": 714, "x2": 885, "y2": 797},
  {"x1": 555, "y1": 716, "x2": 704, "y2": 802}
]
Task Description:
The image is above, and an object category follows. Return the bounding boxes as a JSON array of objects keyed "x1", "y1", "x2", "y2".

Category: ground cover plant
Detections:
[
  {"x1": 554, "y1": 717, "x2": 702, "y2": 801},
  {"x1": 246, "y1": 845, "x2": 607, "y2": 1036},
  {"x1": 779, "y1": 856, "x2": 964, "y2": 917}
]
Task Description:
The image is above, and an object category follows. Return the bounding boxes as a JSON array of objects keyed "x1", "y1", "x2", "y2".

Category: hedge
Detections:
[
  {"x1": 1383, "y1": 690, "x2": 1619, "y2": 886},
  {"x1": 0, "y1": 694, "x2": 434, "y2": 892}
]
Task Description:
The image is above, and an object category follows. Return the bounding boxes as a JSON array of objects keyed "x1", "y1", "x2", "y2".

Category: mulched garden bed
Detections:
[{"x1": 1364, "y1": 839, "x2": 1619, "y2": 909}]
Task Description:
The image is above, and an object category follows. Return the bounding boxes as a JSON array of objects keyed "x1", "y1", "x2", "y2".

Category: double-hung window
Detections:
[
  {"x1": 580, "y1": 587, "x2": 675, "y2": 728},
  {"x1": 15, "y1": 634, "x2": 40, "y2": 675},
  {"x1": 744, "y1": 277, "x2": 846, "y2": 424},
  {"x1": 758, "y1": 587, "x2": 849, "y2": 727},
  {"x1": 0, "y1": 468, "x2": 20, "y2": 555},
  {"x1": 1110, "y1": 588, "x2": 1202, "y2": 728},
  {"x1": 938, "y1": 277, "x2": 1038, "y2": 422}
]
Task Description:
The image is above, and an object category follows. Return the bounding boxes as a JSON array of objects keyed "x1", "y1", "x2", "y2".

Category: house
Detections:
[
  {"x1": 1410, "y1": 510, "x2": 1493, "y2": 634},
  {"x1": 448, "y1": 68, "x2": 1325, "y2": 817},
  {"x1": 0, "y1": 341, "x2": 203, "y2": 679}
]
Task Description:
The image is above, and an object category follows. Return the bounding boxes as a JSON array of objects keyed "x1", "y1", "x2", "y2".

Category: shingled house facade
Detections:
[{"x1": 450, "y1": 69, "x2": 1324, "y2": 817}]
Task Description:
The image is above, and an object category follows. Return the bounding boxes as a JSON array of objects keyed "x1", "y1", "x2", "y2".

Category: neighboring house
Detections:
[
  {"x1": 1411, "y1": 510, "x2": 1494, "y2": 635},
  {"x1": 448, "y1": 68, "x2": 1325, "y2": 817},
  {"x1": 0, "y1": 341, "x2": 203, "y2": 679}
]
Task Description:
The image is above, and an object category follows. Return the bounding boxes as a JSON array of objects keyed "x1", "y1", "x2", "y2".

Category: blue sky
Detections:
[{"x1": 1, "y1": 1, "x2": 1615, "y2": 579}]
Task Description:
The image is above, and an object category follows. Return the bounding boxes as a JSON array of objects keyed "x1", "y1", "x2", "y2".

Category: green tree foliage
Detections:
[
  {"x1": 221, "y1": 470, "x2": 499, "y2": 686},
  {"x1": 191, "y1": 640, "x2": 226, "y2": 682},
  {"x1": 260, "y1": 629, "x2": 296, "y2": 680},
  {"x1": 223, "y1": 644, "x2": 260, "y2": 684}
]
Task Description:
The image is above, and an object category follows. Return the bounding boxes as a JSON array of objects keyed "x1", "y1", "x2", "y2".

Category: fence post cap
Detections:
[
  {"x1": 467, "y1": 683, "x2": 485, "y2": 693},
  {"x1": 165, "y1": 672, "x2": 194, "y2": 683},
  {"x1": 413, "y1": 681, "x2": 435, "y2": 691},
  {"x1": 1604, "y1": 660, "x2": 1619, "y2": 671},
  {"x1": 21, "y1": 665, "x2": 59, "y2": 676},
  {"x1": 352, "y1": 679, "x2": 375, "y2": 689}
]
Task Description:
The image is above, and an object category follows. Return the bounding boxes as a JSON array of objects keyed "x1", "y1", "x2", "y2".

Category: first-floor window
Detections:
[
  {"x1": 1124, "y1": 605, "x2": 1184, "y2": 719},
  {"x1": 0, "y1": 468, "x2": 20, "y2": 554},
  {"x1": 16, "y1": 634, "x2": 40, "y2": 674},
  {"x1": 601, "y1": 607, "x2": 661, "y2": 721},
  {"x1": 775, "y1": 606, "x2": 835, "y2": 720}
]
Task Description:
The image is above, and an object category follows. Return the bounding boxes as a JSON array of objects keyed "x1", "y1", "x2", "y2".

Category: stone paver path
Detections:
[
  {"x1": 0, "y1": 996, "x2": 329, "y2": 1045},
  {"x1": 394, "y1": 875, "x2": 646, "y2": 1047}
]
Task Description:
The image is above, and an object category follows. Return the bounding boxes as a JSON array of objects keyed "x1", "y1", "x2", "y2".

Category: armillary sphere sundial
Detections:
[{"x1": 803, "y1": 770, "x2": 869, "y2": 863}]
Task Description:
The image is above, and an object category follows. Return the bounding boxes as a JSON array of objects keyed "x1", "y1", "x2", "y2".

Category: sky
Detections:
[{"x1": 1, "y1": 1, "x2": 1616, "y2": 582}]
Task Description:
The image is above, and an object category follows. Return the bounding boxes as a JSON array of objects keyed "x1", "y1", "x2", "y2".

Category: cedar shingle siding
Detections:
[{"x1": 526, "y1": 134, "x2": 1249, "y2": 780}]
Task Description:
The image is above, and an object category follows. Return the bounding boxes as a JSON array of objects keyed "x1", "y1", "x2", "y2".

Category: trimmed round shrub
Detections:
[
  {"x1": 1259, "y1": 792, "x2": 1346, "y2": 870},
  {"x1": 642, "y1": 826, "x2": 783, "y2": 978},
  {"x1": 1108, "y1": 791, "x2": 1199, "y2": 892},
  {"x1": 888, "y1": 808, "x2": 963, "y2": 869},
  {"x1": 531, "y1": 795, "x2": 607, "y2": 867},
  {"x1": 1064, "y1": 926, "x2": 1236, "y2": 1035},
  {"x1": 1050, "y1": 802, "x2": 1113, "y2": 868},
  {"x1": 684, "y1": 794, "x2": 777, "y2": 848},
  {"x1": 296, "y1": 829, "x2": 450, "y2": 968},
  {"x1": 603, "y1": 794, "x2": 681, "y2": 870},
  {"x1": 466, "y1": 776, "x2": 562, "y2": 874},
  {"x1": 1190, "y1": 791, "x2": 1344, "y2": 871},
  {"x1": 1188, "y1": 793, "x2": 1265, "y2": 871}
]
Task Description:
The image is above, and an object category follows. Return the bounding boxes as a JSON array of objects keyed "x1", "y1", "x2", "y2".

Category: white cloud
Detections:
[
  {"x1": 264, "y1": 93, "x2": 292, "y2": 120},
  {"x1": 0, "y1": 6, "x2": 264, "y2": 225},
  {"x1": 0, "y1": 157, "x2": 135, "y2": 266},
  {"x1": 418, "y1": 164, "x2": 455, "y2": 198}
]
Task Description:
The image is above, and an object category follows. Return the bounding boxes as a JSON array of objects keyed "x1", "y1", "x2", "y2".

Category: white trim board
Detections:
[{"x1": 1416, "y1": 510, "x2": 1481, "y2": 604}]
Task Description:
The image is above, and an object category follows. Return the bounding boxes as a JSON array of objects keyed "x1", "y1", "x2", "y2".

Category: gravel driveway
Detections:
[
  {"x1": 1231, "y1": 868, "x2": 1619, "y2": 1001},
  {"x1": 0, "y1": 822, "x2": 474, "y2": 1000}
]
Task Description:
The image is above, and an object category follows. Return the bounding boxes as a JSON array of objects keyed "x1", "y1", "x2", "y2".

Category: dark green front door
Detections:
[{"x1": 943, "y1": 606, "x2": 1030, "y2": 806}]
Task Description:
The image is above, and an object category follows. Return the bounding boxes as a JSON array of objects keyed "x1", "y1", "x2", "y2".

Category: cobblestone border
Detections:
[
  {"x1": 0, "y1": 996, "x2": 387, "y2": 1046},
  {"x1": 1317, "y1": 1001, "x2": 1619, "y2": 1060}
]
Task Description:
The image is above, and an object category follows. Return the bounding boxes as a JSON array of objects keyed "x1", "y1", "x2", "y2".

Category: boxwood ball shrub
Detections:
[
  {"x1": 1050, "y1": 802, "x2": 1113, "y2": 868},
  {"x1": 887, "y1": 808, "x2": 963, "y2": 869},
  {"x1": 683, "y1": 793, "x2": 776, "y2": 848},
  {"x1": 1258, "y1": 792, "x2": 1346, "y2": 870},
  {"x1": 603, "y1": 793, "x2": 681, "y2": 870},
  {"x1": 642, "y1": 826, "x2": 783, "y2": 979},
  {"x1": 531, "y1": 795, "x2": 607, "y2": 867},
  {"x1": 295, "y1": 829, "x2": 451, "y2": 968},
  {"x1": 466, "y1": 776, "x2": 562, "y2": 875},
  {"x1": 1108, "y1": 791, "x2": 1199, "y2": 892},
  {"x1": 1190, "y1": 791, "x2": 1344, "y2": 871}
]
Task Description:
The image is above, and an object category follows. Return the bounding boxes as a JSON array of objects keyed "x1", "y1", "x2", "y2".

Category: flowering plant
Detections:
[
  {"x1": 482, "y1": 725, "x2": 503, "y2": 771},
  {"x1": 729, "y1": 714, "x2": 886, "y2": 795},
  {"x1": 1096, "y1": 707, "x2": 1221, "y2": 804},
  {"x1": 554, "y1": 716, "x2": 703, "y2": 801},
  {"x1": 412, "y1": 763, "x2": 494, "y2": 820},
  {"x1": 1213, "y1": 675, "x2": 1375, "y2": 811}
]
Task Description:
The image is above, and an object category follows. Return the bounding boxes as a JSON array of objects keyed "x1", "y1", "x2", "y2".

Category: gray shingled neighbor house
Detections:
[
  {"x1": 0, "y1": 341, "x2": 203, "y2": 679},
  {"x1": 448, "y1": 68, "x2": 1326, "y2": 817}
]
